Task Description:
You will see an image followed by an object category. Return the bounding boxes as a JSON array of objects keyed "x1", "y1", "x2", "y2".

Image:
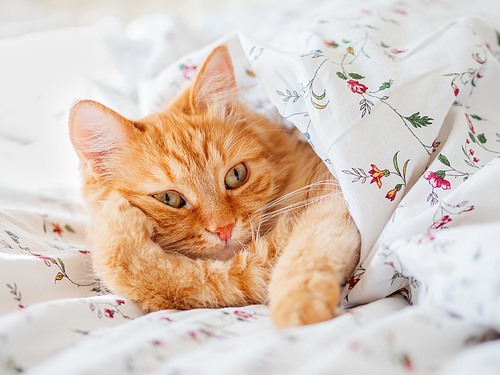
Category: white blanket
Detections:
[{"x1": 1, "y1": 0, "x2": 500, "y2": 373}]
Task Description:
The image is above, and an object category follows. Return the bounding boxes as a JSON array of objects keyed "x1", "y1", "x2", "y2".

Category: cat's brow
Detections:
[{"x1": 137, "y1": 182, "x2": 176, "y2": 195}]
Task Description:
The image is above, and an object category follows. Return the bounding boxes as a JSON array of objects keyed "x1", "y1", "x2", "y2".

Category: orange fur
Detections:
[{"x1": 69, "y1": 45, "x2": 360, "y2": 328}]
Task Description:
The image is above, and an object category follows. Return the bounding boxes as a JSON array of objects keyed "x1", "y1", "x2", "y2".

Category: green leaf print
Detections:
[
  {"x1": 57, "y1": 257, "x2": 65, "y2": 272},
  {"x1": 378, "y1": 80, "x2": 393, "y2": 91},
  {"x1": 405, "y1": 112, "x2": 433, "y2": 128},
  {"x1": 348, "y1": 73, "x2": 365, "y2": 80},
  {"x1": 438, "y1": 154, "x2": 451, "y2": 167},
  {"x1": 477, "y1": 133, "x2": 487, "y2": 144},
  {"x1": 336, "y1": 72, "x2": 348, "y2": 80}
]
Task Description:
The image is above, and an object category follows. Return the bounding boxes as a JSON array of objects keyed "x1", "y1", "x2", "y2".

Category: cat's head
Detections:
[{"x1": 69, "y1": 45, "x2": 294, "y2": 261}]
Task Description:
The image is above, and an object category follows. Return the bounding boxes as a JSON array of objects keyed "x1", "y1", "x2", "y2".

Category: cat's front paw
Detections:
[
  {"x1": 90, "y1": 193, "x2": 154, "y2": 259},
  {"x1": 268, "y1": 273, "x2": 340, "y2": 329}
]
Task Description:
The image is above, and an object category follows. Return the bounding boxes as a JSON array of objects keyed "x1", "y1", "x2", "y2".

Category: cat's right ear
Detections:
[
  {"x1": 69, "y1": 100, "x2": 135, "y2": 177},
  {"x1": 189, "y1": 45, "x2": 238, "y2": 115}
]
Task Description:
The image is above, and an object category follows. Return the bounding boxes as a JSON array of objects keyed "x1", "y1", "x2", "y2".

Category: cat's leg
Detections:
[
  {"x1": 267, "y1": 194, "x2": 360, "y2": 328},
  {"x1": 90, "y1": 193, "x2": 272, "y2": 311}
]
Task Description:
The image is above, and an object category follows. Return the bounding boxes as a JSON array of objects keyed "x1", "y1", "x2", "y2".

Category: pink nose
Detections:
[{"x1": 208, "y1": 223, "x2": 234, "y2": 242}]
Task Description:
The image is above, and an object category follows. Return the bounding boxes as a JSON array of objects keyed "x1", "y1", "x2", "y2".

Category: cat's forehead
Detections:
[{"x1": 132, "y1": 113, "x2": 256, "y2": 189}]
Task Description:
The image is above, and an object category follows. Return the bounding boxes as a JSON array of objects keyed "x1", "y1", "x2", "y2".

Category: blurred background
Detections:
[{"x1": 0, "y1": 0, "x2": 286, "y2": 38}]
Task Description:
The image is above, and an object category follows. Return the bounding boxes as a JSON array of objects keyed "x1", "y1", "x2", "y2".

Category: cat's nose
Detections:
[{"x1": 207, "y1": 223, "x2": 234, "y2": 242}]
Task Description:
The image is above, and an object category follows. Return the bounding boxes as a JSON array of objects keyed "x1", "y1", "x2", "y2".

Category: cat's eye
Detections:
[
  {"x1": 224, "y1": 163, "x2": 248, "y2": 189},
  {"x1": 152, "y1": 191, "x2": 186, "y2": 208}
]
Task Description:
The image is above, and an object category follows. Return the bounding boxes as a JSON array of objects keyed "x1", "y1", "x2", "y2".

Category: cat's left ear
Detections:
[
  {"x1": 189, "y1": 45, "x2": 238, "y2": 114},
  {"x1": 68, "y1": 100, "x2": 136, "y2": 177}
]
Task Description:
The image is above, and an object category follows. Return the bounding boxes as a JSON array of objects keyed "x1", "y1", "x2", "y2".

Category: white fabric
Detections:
[{"x1": 1, "y1": 0, "x2": 500, "y2": 373}]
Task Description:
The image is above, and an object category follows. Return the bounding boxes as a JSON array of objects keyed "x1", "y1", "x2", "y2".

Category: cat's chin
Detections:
[{"x1": 204, "y1": 240, "x2": 246, "y2": 261}]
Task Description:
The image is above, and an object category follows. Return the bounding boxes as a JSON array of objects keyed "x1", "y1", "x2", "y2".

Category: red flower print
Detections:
[
  {"x1": 465, "y1": 114, "x2": 475, "y2": 134},
  {"x1": 424, "y1": 171, "x2": 451, "y2": 190},
  {"x1": 418, "y1": 233, "x2": 435, "y2": 244},
  {"x1": 385, "y1": 185, "x2": 402, "y2": 202},
  {"x1": 473, "y1": 157, "x2": 479, "y2": 163},
  {"x1": 472, "y1": 53, "x2": 484, "y2": 64},
  {"x1": 391, "y1": 48, "x2": 407, "y2": 54},
  {"x1": 369, "y1": 164, "x2": 390, "y2": 188},
  {"x1": 116, "y1": 300, "x2": 125, "y2": 305},
  {"x1": 180, "y1": 60, "x2": 197, "y2": 80},
  {"x1": 402, "y1": 354, "x2": 413, "y2": 370},
  {"x1": 52, "y1": 223, "x2": 63, "y2": 236},
  {"x1": 33, "y1": 253, "x2": 55, "y2": 267},
  {"x1": 469, "y1": 149, "x2": 474, "y2": 155},
  {"x1": 348, "y1": 275, "x2": 360, "y2": 289},
  {"x1": 104, "y1": 309, "x2": 114, "y2": 318},
  {"x1": 234, "y1": 310, "x2": 256, "y2": 319},
  {"x1": 324, "y1": 40, "x2": 338, "y2": 48},
  {"x1": 466, "y1": 139, "x2": 470, "y2": 144},
  {"x1": 451, "y1": 83, "x2": 459, "y2": 96},
  {"x1": 79, "y1": 250, "x2": 90, "y2": 254},
  {"x1": 347, "y1": 80, "x2": 368, "y2": 94},
  {"x1": 430, "y1": 215, "x2": 452, "y2": 230}
]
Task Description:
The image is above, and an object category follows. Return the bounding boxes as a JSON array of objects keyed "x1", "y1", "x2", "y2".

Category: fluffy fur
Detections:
[{"x1": 69, "y1": 45, "x2": 360, "y2": 329}]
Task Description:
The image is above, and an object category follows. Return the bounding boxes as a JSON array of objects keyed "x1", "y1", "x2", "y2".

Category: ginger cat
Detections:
[{"x1": 69, "y1": 45, "x2": 360, "y2": 329}]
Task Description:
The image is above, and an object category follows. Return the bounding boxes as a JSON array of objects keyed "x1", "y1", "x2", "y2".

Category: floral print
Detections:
[
  {"x1": 347, "y1": 80, "x2": 368, "y2": 94},
  {"x1": 2, "y1": 0, "x2": 500, "y2": 374},
  {"x1": 424, "y1": 171, "x2": 451, "y2": 190}
]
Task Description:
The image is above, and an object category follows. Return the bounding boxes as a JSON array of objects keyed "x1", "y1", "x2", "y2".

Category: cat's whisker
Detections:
[
  {"x1": 252, "y1": 180, "x2": 340, "y2": 214},
  {"x1": 258, "y1": 192, "x2": 340, "y2": 224}
]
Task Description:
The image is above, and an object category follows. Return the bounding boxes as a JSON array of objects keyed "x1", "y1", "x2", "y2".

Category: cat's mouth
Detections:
[{"x1": 208, "y1": 240, "x2": 246, "y2": 261}]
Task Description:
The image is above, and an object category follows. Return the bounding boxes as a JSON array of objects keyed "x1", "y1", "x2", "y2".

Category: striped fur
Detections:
[{"x1": 69, "y1": 46, "x2": 360, "y2": 328}]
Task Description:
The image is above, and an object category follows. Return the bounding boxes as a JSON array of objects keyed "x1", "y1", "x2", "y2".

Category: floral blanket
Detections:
[{"x1": 1, "y1": 0, "x2": 500, "y2": 373}]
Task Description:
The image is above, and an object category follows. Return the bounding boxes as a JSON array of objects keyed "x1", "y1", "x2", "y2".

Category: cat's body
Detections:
[{"x1": 69, "y1": 45, "x2": 360, "y2": 328}]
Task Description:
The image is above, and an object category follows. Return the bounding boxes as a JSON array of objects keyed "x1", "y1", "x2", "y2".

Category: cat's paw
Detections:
[
  {"x1": 90, "y1": 193, "x2": 154, "y2": 253},
  {"x1": 268, "y1": 273, "x2": 340, "y2": 329}
]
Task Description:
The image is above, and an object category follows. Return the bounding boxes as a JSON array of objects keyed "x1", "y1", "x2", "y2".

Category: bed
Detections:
[{"x1": 1, "y1": 0, "x2": 500, "y2": 373}]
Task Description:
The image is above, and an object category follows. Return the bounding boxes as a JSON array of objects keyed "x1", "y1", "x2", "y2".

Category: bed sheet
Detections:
[{"x1": 1, "y1": 0, "x2": 500, "y2": 374}]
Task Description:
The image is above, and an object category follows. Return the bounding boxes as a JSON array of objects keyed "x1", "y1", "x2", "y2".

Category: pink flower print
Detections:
[
  {"x1": 234, "y1": 310, "x2": 256, "y2": 319},
  {"x1": 347, "y1": 80, "x2": 368, "y2": 94},
  {"x1": 418, "y1": 233, "x2": 436, "y2": 244},
  {"x1": 33, "y1": 253, "x2": 56, "y2": 267},
  {"x1": 430, "y1": 215, "x2": 452, "y2": 230},
  {"x1": 324, "y1": 40, "x2": 338, "y2": 48},
  {"x1": 465, "y1": 113, "x2": 475, "y2": 134},
  {"x1": 424, "y1": 171, "x2": 451, "y2": 190},
  {"x1": 452, "y1": 83, "x2": 459, "y2": 96},
  {"x1": 180, "y1": 60, "x2": 197, "y2": 80}
]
